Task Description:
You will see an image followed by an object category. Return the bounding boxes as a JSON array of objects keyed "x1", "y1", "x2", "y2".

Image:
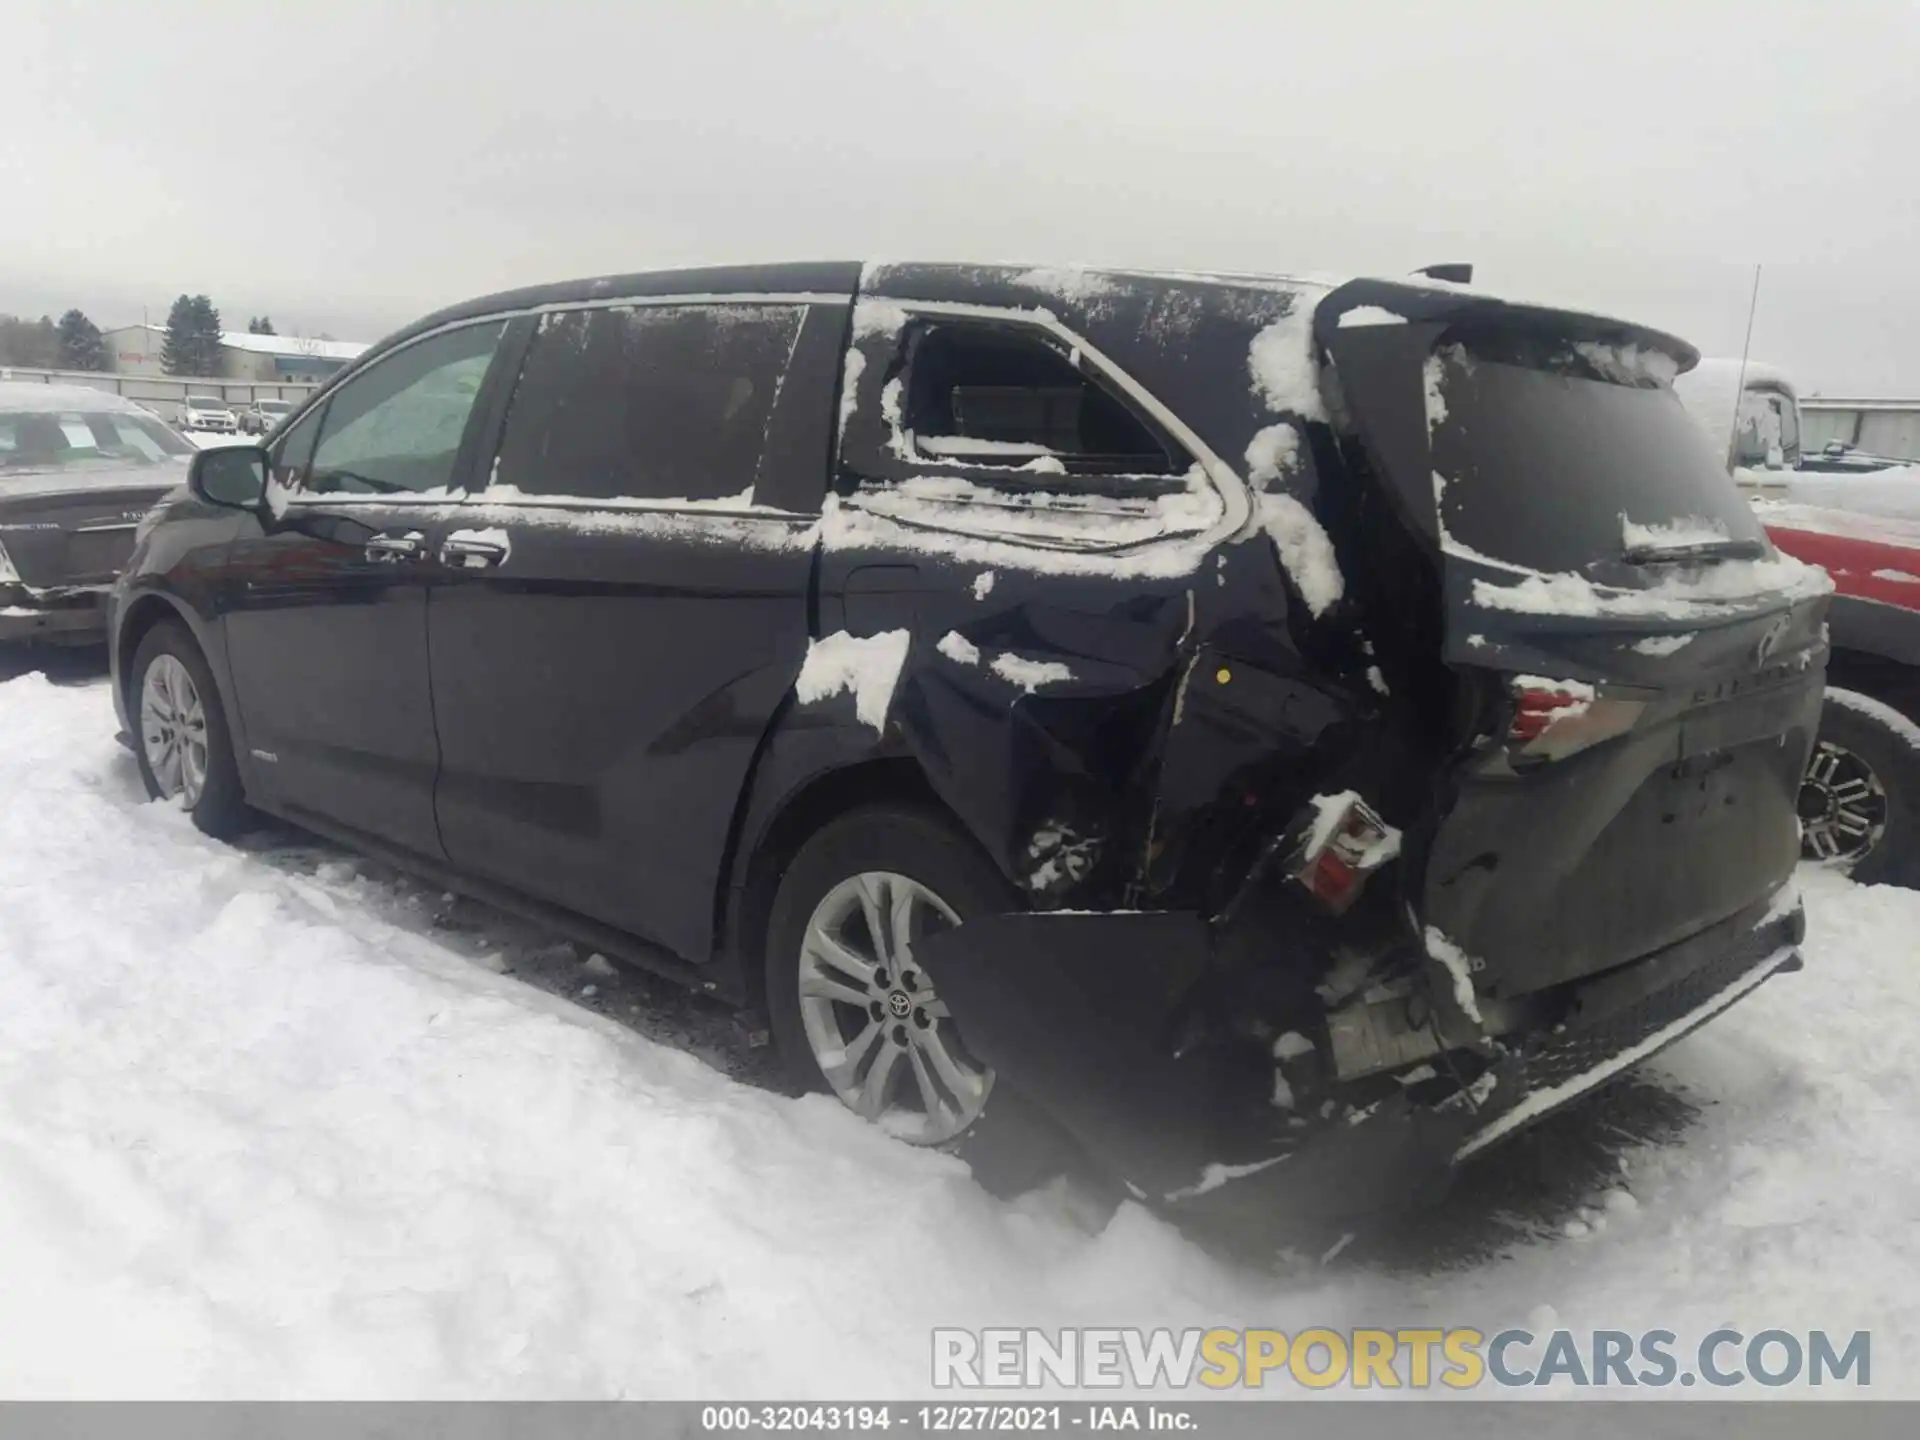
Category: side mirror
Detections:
[{"x1": 189, "y1": 444, "x2": 269, "y2": 512}]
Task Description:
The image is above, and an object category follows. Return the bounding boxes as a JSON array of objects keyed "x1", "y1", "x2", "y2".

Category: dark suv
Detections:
[{"x1": 109, "y1": 262, "x2": 1826, "y2": 1226}]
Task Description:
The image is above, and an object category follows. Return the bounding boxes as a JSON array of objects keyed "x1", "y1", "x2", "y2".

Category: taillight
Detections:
[
  {"x1": 1506, "y1": 675, "x2": 1644, "y2": 760},
  {"x1": 1287, "y1": 791, "x2": 1400, "y2": 915},
  {"x1": 1508, "y1": 678, "x2": 1593, "y2": 742}
]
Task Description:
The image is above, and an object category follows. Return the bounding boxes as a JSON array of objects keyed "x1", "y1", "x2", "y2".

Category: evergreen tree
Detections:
[
  {"x1": 0, "y1": 314, "x2": 59, "y2": 368},
  {"x1": 163, "y1": 294, "x2": 226, "y2": 376},
  {"x1": 161, "y1": 295, "x2": 198, "y2": 375},
  {"x1": 248, "y1": 316, "x2": 277, "y2": 336},
  {"x1": 190, "y1": 295, "x2": 224, "y2": 376},
  {"x1": 56, "y1": 309, "x2": 106, "y2": 371}
]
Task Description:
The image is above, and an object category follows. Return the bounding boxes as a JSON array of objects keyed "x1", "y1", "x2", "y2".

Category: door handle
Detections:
[
  {"x1": 364, "y1": 533, "x2": 424, "y2": 563},
  {"x1": 440, "y1": 536, "x2": 508, "y2": 569}
]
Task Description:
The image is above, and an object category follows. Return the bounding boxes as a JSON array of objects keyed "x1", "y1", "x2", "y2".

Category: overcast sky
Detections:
[{"x1": 8, "y1": 0, "x2": 1917, "y2": 393}]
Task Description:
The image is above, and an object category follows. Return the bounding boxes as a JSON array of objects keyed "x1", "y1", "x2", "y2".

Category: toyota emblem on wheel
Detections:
[{"x1": 886, "y1": 990, "x2": 914, "y2": 1018}]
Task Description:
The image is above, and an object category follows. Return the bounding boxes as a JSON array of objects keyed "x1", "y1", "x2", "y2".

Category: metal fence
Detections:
[{"x1": 0, "y1": 364, "x2": 321, "y2": 409}]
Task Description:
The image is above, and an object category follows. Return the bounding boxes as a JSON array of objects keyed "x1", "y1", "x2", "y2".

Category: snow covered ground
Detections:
[{"x1": 0, "y1": 655, "x2": 1915, "y2": 1398}]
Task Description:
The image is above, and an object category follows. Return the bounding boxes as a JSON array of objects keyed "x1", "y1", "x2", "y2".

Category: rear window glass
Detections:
[
  {"x1": 492, "y1": 303, "x2": 803, "y2": 505},
  {"x1": 0, "y1": 410, "x2": 193, "y2": 475},
  {"x1": 1428, "y1": 340, "x2": 1768, "y2": 576}
]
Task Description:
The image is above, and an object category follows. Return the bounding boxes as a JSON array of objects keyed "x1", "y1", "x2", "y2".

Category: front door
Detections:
[
  {"x1": 222, "y1": 319, "x2": 510, "y2": 858},
  {"x1": 427, "y1": 297, "x2": 844, "y2": 963}
]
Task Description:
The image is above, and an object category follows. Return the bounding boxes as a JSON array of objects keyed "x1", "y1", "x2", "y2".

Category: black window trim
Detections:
[
  {"x1": 457, "y1": 295, "x2": 830, "y2": 521},
  {"x1": 271, "y1": 290, "x2": 846, "y2": 514}
]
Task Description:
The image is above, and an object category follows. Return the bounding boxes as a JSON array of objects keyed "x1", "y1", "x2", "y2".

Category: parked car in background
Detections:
[
  {"x1": 1798, "y1": 439, "x2": 1903, "y2": 475},
  {"x1": 0, "y1": 384, "x2": 192, "y2": 644},
  {"x1": 174, "y1": 395, "x2": 237, "y2": 433},
  {"x1": 1758, "y1": 503, "x2": 1920, "y2": 887},
  {"x1": 109, "y1": 262, "x2": 1818, "y2": 1229},
  {"x1": 239, "y1": 397, "x2": 294, "y2": 435},
  {"x1": 1676, "y1": 360, "x2": 1920, "y2": 886}
]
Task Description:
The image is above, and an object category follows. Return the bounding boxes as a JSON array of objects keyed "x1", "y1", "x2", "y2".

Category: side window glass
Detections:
[
  {"x1": 269, "y1": 405, "x2": 325, "y2": 491},
  {"x1": 897, "y1": 322, "x2": 1182, "y2": 477},
  {"x1": 490, "y1": 303, "x2": 802, "y2": 504},
  {"x1": 306, "y1": 321, "x2": 506, "y2": 495}
]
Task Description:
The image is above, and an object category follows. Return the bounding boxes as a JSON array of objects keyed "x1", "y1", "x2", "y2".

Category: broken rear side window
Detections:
[{"x1": 897, "y1": 322, "x2": 1186, "y2": 482}]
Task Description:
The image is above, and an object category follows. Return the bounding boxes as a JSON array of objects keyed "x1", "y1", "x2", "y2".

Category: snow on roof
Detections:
[
  {"x1": 108, "y1": 323, "x2": 367, "y2": 362},
  {"x1": 0, "y1": 381, "x2": 148, "y2": 414},
  {"x1": 1672, "y1": 357, "x2": 1797, "y2": 462}
]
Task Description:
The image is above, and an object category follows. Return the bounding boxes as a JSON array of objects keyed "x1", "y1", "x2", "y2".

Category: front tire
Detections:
[
  {"x1": 1801, "y1": 688, "x2": 1920, "y2": 888},
  {"x1": 130, "y1": 620, "x2": 251, "y2": 838},
  {"x1": 764, "y1": 803, "x2": 1070, "y2": 1195}
]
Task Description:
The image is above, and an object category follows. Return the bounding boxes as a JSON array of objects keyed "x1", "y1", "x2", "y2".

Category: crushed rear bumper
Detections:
[{"x1": 918, "y1": 889, "x2": 1803, "y2": 1230}]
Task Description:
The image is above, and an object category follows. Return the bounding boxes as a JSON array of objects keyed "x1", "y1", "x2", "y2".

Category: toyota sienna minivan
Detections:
[{"x1": 108, "y1": 262, "x2": 1827, "y2": 1227}]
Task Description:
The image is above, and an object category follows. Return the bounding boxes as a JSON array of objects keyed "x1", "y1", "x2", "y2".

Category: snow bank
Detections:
[
  {"x1": 794, "y1": 629, "x2": 911, "y2": 733},
  {"x1": 4, "y1": 675, "x2": 1920, "y2": 1397},
  {"x1": 1762, "y1": 465, "x2": 1920, "y2": 523}
]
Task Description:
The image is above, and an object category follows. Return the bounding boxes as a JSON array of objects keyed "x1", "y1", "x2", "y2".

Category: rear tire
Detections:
[
  {"x1": 1802, "y1": 689, "x2": 1920, "y2": 888},
  {"x1": 130, "y1": 620, "x2": 252, "y2": 839},
  {"x1": 764, "y1": 803, "x2": 1073, "y2": 1196}
]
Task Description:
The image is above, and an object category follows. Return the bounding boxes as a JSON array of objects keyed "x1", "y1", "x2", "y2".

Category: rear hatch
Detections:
[
  {"x1": 1316, "y1": 281, "x2": 1829, "y2": 999},
  {"x1": 0, "y1": 467, "x2": 186, "y2": 588}
]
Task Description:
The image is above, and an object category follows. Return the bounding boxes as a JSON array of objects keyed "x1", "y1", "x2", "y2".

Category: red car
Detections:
[{"x1": 1761, "y1": 502, "x2": 1920, "y2": 884}]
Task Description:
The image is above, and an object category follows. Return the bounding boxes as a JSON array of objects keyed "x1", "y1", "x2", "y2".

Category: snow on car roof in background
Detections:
[
  {"x1": 0, "y1": 382, "x2": 151, "y2": 414},
  {"x1": 215, "y1": 330, "x2": 367, "y2": 362},
  {"x1": 1672, "y1": 358, "x2": 1797, "y2": 458}
]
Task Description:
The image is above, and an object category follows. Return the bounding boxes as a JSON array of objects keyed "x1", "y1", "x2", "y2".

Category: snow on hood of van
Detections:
[{"x1": 1471, "y1": 550, "x2": 1831, "y2": 620}]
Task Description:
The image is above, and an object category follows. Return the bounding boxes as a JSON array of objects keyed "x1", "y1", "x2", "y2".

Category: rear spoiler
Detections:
[{"x1": 1313, "y1": 278, "x2": 1700, "y2": 379}]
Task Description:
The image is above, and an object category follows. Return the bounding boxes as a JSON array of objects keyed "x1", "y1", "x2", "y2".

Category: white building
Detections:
[
  {"x1": 98, "y1": 325, "x2": 368, "y2": 383},
  {"x1": 1801, "y1": 397, "x2": 1920, "y2": 464}
]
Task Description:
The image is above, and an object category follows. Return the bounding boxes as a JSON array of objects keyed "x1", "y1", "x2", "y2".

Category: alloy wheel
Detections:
[
  {"x1": 796, "y1": 870, "x2": 993, "y2": 1144},
  {"x1": 140, "y1": 653, "x2": 209, "y2": 809},
  {"x1": 1799, "y1": 739, "x2": 1887, "y2": 867}
]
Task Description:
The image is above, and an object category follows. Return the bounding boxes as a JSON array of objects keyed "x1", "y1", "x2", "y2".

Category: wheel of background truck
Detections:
[
  {"x1": 130, "y1": 620, "x2": 251, "y2": 839},
  {"x1": 1801, "y1": 688, "x2": 1920, "y2": 888},
  {"x1": 764, "y1": 803, "x2": 1072, "y2": 1196}
]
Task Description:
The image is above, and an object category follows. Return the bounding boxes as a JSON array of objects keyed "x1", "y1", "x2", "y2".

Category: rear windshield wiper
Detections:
[{"x1": 1622, "y1": 538, "x2": 1767, "y2": 565}]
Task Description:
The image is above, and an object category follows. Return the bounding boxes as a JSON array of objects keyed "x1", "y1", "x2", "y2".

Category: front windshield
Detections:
[
  {"x1": 260, "y1": 400, "x2": 291, "y2": 413},
  {"x1": 187, "y1": 396, "x2": 224, "y2": 410},
  {"x1": 0, "y1": 409, "x2": 194, "y2": 477}
]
